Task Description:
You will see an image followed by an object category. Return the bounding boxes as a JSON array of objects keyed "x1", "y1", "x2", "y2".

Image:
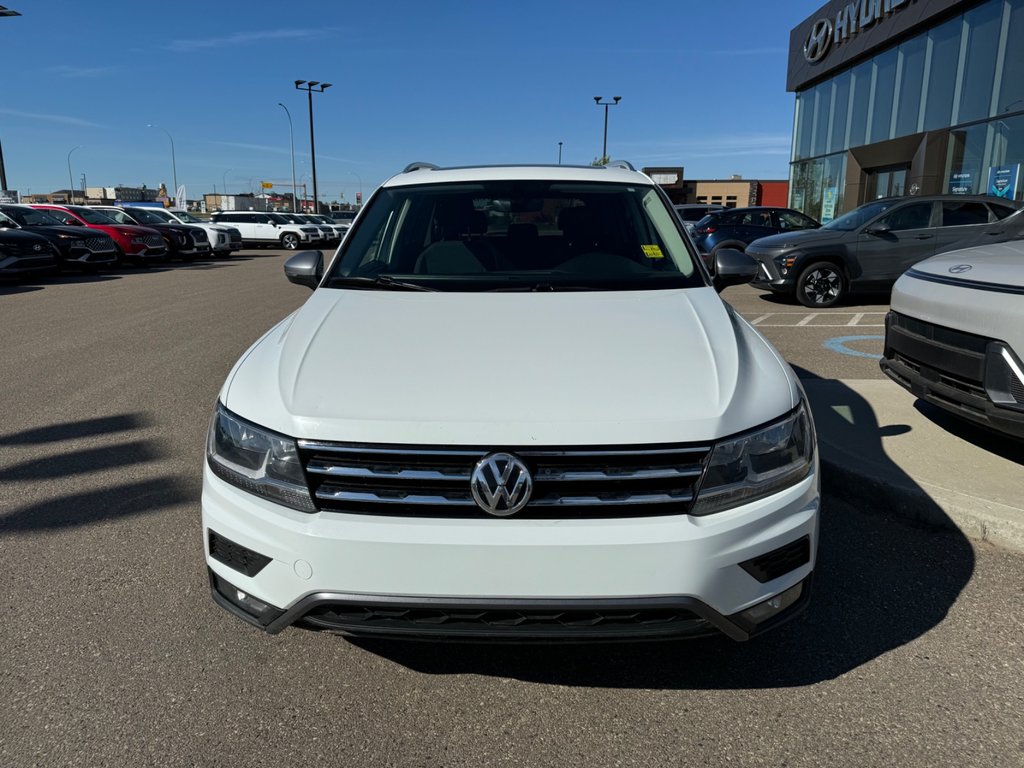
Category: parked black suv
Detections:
[
  {"x1": 0, "y1": 204, "x2": 118, "y2": 271},
  {"x1": 93, "y1": 206, "x2": 210, "y2": 262},
  {"x1": 747, "y1": 195, "x2": 1021, "y2": 307},
  {"x1": 0, "y1": 223, "x2": 59, "y2": 279},
  {"x1": 691, "y1": 207, "x2": 819, "y2": 269}
]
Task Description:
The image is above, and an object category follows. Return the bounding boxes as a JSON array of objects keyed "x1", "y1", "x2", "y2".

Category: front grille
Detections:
[
  {"x1": 886, "y1": 312, "x2": 988, "y2": 385},
  {"x1": 208, "y1": 530, "x2": 271, "y2": 577},
  {"x1": 297, "y1": 442, "x2": 711, "y2": 519},
  {"x1": 300, "y1": 602, "x2": 710, "y2": 638},
  {"x1": 190, "y1": 230, "x2": 209, "y2": 244},
  {"x1": 143, "y1": 234, "x2": 163, "y2": 247},
  {"x1": 85, "y1": 237, "x2": 114, "y2": 252},
  {"x1": 740, "y1": 536, "x2": 810, "y2": 583},
  {"x1": 229, "y1": 231, "x2": 242, "y2": 243}
]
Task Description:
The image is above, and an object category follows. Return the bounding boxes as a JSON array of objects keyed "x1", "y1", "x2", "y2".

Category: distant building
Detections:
[{"x1": 643, "y1": 169, "x2": 789, "y2": 208}]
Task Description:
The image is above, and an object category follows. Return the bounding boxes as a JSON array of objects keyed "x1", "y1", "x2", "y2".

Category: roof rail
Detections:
[
  {"x1": 402, "y1": 162, "x2": 440, "y2": 173},
  {"x1": 604, "y1": 160, "x2": 636, "y2": 171}
]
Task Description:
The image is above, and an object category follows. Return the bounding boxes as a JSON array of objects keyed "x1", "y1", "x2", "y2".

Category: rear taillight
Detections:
[{"x1": 696, "y1": 226, "x2": 716, "y2": 235}]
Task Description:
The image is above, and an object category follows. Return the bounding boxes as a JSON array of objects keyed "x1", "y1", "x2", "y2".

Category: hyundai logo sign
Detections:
[{"x1": 803, "y1": 0, "x2": 912, "y2": 64}]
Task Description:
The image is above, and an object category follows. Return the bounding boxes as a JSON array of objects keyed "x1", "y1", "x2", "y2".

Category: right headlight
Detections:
[
  {"x1": 691, "y1": 403, "x2": 814, "y2": 516},
  {"x1": 207, "y1": 403, "x2": 316, "y2": 513}
]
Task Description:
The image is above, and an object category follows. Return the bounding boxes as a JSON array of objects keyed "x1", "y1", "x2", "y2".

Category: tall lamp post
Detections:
[
  {"x1": 593, "y1": 96, "x2": 621, "y2": 162},
  {"x1": 278, "y1": 103, "x2": 298, "y2": 212},
  {"x1": 147, "y1": 124, "x2": 178, "y2": 205},
  {"x1": 294, "y1": 79, "x2": 332, "y2": 213},
  {"x1": 558, "y1": 141, "x2": 563, "y2": 165},
  {"x1": 67, "y1": 145, "x2": 82, "y2": 204}
]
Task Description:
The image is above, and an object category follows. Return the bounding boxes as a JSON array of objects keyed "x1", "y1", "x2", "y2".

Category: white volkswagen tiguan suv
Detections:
[{"x1": 202, "y1": 163, "x2": 819, "y2": 641}]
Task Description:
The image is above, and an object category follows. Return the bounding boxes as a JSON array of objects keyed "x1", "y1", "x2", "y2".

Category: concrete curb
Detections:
[{"x1": 803, "y1": 378, "x2": 1024, "y2": 554}]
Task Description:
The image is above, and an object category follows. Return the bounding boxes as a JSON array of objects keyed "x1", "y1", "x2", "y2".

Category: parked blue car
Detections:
[{"x1": 691, "y1": 207, "x2": 820, "y2": 270}]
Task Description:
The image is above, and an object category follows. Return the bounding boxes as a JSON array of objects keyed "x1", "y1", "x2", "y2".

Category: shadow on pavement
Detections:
[
  {"x1": 913, "y1": 401, "x2": 1024, "y2": 466},
  {"x1": 349, "y1": 371, "x2": 975, "y2": 688},
  {"x1": 0, "y1": 413, "x2": 190, "y2": 534},
  {"x1": 755, "y1": 290, "x2": 892, "y2": 307},
  {"x1": 0, "y1": 283, "x2": 46, "y2": 295}
]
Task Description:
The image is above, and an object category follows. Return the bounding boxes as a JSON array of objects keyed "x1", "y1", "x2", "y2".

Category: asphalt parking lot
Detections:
[{"x1": 2, "y1": 254, "x2": 1023, "y2": 768}]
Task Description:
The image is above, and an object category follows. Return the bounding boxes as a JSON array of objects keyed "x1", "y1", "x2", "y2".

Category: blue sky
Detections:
[{"x1": 1, "y1": 0, "x2": 822, "y2": 202}]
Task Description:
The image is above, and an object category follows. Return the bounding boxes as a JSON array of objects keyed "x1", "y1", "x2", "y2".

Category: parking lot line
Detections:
[
  {"x1": 847, "y1": 313, "x2": 865, "y2": 326},
  {"x1": 796, "y1": 314, "x2": 818, "y2": 326},
  {"x1": 750, "y1": 314, "x2": 773, "y2": 325}
]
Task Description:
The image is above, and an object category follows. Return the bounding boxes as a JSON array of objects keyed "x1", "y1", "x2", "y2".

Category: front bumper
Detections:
[
  {"x1": 748, "y1": 251, "x2": 794, "y2": 292},
  {"x1": 202, "y1": 462, "x2": 819, "y2": 641},
  {"x1": 881, "y1": 312, "x2": 1024, "y2": 439}
]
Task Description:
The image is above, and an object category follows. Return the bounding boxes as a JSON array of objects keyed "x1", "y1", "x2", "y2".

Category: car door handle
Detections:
[{"x1": 913, "y1": 235, "x2": 933, "y2": 240}]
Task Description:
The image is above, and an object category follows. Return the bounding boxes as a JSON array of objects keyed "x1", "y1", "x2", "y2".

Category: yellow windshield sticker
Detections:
[{"x1": 642, "y1": 244, "x2": 664, "y2": 259}]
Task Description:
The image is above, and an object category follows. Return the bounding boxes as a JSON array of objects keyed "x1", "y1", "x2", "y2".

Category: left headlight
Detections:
[
  {"x1": 207, "y1": 404, "x2": 316, "y2": 513},
  {"x1": 691, "y1": 403, "x2": 814, "y2": 516}
]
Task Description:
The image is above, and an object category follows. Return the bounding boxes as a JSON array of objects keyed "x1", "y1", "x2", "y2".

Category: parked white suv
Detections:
[
  {"x1": 882, "y1": 236, "x2": 1024, "y2": 439},
  {"x1": 137, "y1": 207, "x2": 242, "y2": 256},
  {"x1": 210, "y1": 211, "x2": 320, "y2": 249},
  {"x1": 203, "y1": 163, "x2": 819, "y2": 641}
]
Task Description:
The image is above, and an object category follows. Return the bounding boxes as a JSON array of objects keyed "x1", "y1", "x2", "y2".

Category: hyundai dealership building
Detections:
[{"x1": 788, "y1": 0, "x2": 1024, "y2": 222}]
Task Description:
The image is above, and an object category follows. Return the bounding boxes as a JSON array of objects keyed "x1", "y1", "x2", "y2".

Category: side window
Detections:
[
  {"x1": 47, "y1": 210, "x2": 75, "y2": 225},
  {"x1": 254, "y1": 214, "x2": 271, "y2": 224},
  {"x1": 941, "y1": 201, "x2": 989, "y2": 227},
  {"x1": 988, "y1": 203, "x2": 1017, "y2": 221},
  {"x1": 778, "y1": 211, "x2": 819, "y2": 229},
  {"x1": 719, "y1": 211, "x2": 742, "y2": 226},
  {"x1": 876, "y1": 202, "x2": 933, "y2": 231}
]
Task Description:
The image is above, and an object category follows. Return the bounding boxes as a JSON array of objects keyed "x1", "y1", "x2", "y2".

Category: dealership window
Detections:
[
  {"x1": 869, "y1": 48, "x2": 898, "y2": 144},
  {"x1": 828, "y1": 70, "x2": 851, "y2": 154},
  {"x1": 895, "y1": 35, "x2": 926, "y2": 137},
  {"x1": 923, "y1": 16, "x2": 963, "y2": 131},
  {"x1": 956, "y1": 1, "x2": 1002, "y2": 124},
  {"x1": 810, "y1": 80, "x2": 832, "y2": 157},
  {"x1": 996, "y1": 0, "x2": 1024, "y2": 116},
  {"x1": 946, "y1": 123, "x2": 989, "y2": 194},
  {"x1": 847, "y1": 60, "x2": 872, "y2": 149}
]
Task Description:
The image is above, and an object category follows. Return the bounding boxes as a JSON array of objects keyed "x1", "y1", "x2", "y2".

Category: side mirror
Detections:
[
  {"x1": 284, "y1": 250, "x2": 324, "y2": 289},
  {"x1": 713, "y1": 248, "x2": 759, "y2": 292},
  {"x1": 864, "y1": 223, "x2": 891, "y2": 236}
]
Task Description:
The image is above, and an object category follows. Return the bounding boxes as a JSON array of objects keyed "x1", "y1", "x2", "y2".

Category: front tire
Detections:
[
  {"x1": 281, "y1": 233, "x2": 299, "y2": 250},
  {"x1": 796, "y1": 261, "x2": 845, "y2": 308}
]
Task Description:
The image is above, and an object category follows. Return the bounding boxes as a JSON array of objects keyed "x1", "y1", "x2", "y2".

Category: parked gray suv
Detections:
[{"x1": 747, "y1": 195, "x2": 1020, "y2": 307}]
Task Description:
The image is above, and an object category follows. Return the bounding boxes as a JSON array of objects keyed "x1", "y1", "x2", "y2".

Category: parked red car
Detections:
[{"x1": 30, "y1": 204, "x2": 167, "y2": 264}]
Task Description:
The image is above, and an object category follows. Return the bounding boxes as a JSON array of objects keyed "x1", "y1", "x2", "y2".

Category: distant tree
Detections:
[{"x1": 591, "y1": 155, "x2": 610, "y2": 166}]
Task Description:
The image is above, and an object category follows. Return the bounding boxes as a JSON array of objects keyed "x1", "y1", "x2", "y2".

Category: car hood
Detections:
[
  {"x1": 221, "y1": 287, "x2": 799, "y2": 446},
  {"x1": 26, "y1": 225, "x2": 110, "y2": 240},
  {"x1": 0, "y1": 228, "x2": 52, "y2": 245},
  {"x1": 908, "y1": 241, "x2": 1024, "y2": 287},
  {"x1": 747, "y1": 228, "x2": 843, "y2": 251}
]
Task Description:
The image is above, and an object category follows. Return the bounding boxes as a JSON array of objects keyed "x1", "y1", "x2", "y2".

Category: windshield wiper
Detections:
[{"x1": 330, "y1": 275, "x2": 438, "y2": 292}]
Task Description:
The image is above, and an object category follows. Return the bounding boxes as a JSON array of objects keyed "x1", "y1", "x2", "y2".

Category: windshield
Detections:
[
  {"x1": 325, "y1": 180, "x2": 704, "y2": 292},
  {"x1": 72, "y1": 207, "x2": 118, "y2": 225},
  {"x1": 2, "y1": 207, "x2": 63, "y2": 226},
  {"x1": 171, "y1": 210, "x2": 201, "y2": 223},
  {"x1": 140, "y1": 209, "x2": 176, "y2": 223},
  {"x1": 0, "y1": 211, "x2": 18, "y2": 227},
  {"x1": 822, "y1": 200, "x2": 898, "y2": 231},
  {"x1": 268, "y1": 213, "x2": 292, "y2": 224},
  {"x1": 125, "y1": 208, "x2": 166, "y2": 225}
]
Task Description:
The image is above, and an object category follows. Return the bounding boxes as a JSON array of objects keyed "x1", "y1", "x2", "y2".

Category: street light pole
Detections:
[
  {"x1": 147, "y1": 124, "x2": 178, "y2": 205},
  {"x1": 593, "y1": 96, "x2": 621, "y2": 162},
  {"x1": 294, "y1": 79, "x2": 332, "y2": 213},
  {"x1": 278, "y1": 103, "x2": 297, "y2": 212},
  {"x1": 558, "y1": 141, "x2": 563, "y2": 165},
  {"x1": 67, "y1": 145, "x2": 82, "y2": 204}
]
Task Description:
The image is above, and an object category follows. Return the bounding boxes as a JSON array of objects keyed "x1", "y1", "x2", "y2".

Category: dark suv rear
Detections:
[
  {"x1": 747, "y1": 195, "x2": 1021, "y2": 307},
  {"x1": 691, "y1": 207, "x2": 819, "y2": 269}
]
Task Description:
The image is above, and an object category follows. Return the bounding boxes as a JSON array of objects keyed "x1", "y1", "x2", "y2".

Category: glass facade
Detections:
[{"x1": 790, "y1": 0, "x2": 1024, "y2": 221}]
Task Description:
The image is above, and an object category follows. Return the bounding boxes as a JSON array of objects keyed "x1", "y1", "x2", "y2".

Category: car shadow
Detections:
[
  {"x1": 913, "y1": 400, "x2": 1024, "y2": 466},
  {"x1": 0, "y1": 283, "x2": 46, "y2": 295},
  {"x1": 755, "y1": 290, "x2": 892, "y2": 308},
  {"x1": 346, "y1": 370, "x2": 975, "y2": 688},
  {"x1": 0, "y1": 413, "x2": 191, "y2": 534}
]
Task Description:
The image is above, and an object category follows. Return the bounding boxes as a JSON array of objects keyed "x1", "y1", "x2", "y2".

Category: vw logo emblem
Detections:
[
  {"x1": 804, "y1": 18, "x2": 833, "y2": 63},
  {"x1": 948, "y1": 264, "x2": 973, "y2": 274},
  {"x1": 470, "y1": 452, "x2": 533, "y2": 517}
]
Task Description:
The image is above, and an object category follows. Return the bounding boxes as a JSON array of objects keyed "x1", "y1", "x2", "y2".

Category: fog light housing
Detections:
[
  {"x1": 739, "y1": 582, "x2": 803, "y2": 624},
  {"x1": 210, "y1": 570, "x2": 278, "y2": 620}
]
